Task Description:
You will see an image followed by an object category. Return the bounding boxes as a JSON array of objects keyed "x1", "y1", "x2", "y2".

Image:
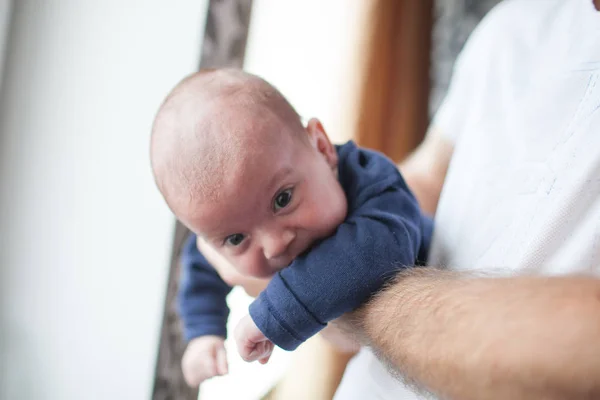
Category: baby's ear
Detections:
[{"x1": 306, "y1": 118, "x2": 338, "y2": 168}]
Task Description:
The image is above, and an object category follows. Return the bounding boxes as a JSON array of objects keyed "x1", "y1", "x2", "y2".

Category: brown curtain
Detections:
[{"x1": 353, "y1": 0, "x2": 433, "y2": 162}]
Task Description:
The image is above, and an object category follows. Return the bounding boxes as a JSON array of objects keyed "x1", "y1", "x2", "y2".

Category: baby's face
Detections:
[{"x1": 182, "y1": 120, "x2": 348, "y2": 278}]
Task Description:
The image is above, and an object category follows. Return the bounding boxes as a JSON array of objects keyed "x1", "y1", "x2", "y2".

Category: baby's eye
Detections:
[
  {"x1": 274, "y1": 188, "x2": 293, "y2": 211},
  {"x1": 225, "y1": 233, "x2": 245, "y2": 247}
]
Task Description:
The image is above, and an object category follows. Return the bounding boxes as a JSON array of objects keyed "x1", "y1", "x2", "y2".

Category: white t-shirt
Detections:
[{"x1": 335, "y1": 0, "x2": 600, "y2": 399}]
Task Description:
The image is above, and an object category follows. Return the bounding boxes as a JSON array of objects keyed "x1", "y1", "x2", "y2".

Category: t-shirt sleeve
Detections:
[
  {"x1": 178, "y1": 233, "x2": 233, "y2": 341},
  {"x1": 431, "y1": 3, "x2": 507, "y2": 144}
]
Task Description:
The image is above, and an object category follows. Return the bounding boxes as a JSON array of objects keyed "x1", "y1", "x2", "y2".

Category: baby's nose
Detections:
[{"x1": 262, "y1": 230, "x2": 295, "y2": 260}]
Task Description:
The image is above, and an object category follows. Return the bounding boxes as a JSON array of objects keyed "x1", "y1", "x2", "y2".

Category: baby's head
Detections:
[{"x1": 151, "y1": 69, "x2": 347, "y2": 278}]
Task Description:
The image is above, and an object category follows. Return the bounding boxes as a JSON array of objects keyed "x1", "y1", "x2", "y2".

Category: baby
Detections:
[{"x1": 150, "y1": 68, "x2": 432, "y2": 386}]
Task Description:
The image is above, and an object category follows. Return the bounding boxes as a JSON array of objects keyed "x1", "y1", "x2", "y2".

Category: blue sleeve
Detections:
[
  {"x1": 178, "y1": 234, "x2": 233, "y2": 342},
  {"x1": 249, "y1": 184, "x2": 424, "y2": 350}
]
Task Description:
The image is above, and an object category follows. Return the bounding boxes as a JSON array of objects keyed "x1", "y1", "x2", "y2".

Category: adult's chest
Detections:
[{"x1": 431, "y1": 61, "x2": 600, "y2": 275}]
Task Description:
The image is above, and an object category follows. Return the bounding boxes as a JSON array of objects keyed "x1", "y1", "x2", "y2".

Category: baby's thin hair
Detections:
[{"x1": 149, "y1": 68, "x2": 307, "y2": 214}]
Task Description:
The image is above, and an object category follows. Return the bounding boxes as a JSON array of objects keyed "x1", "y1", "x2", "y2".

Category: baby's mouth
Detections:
[
  {"x1": 273, "y1": 257, "x2": 295, "y2": 272},
  {"x1": 276, "y1": 260, "x2": 293, "y2": 271},
  {"x1": 277, "y1": 239, "x2": 317, "y2": 270},
  {"x1": 280, "y1": 251, "x2": 305, "y2": 270}
]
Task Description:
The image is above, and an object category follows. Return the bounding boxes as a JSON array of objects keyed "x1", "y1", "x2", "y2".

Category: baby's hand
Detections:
[
  {"x1": 234, "y1": 315, "x2": 274, "y2": 364},
  {"x1": 181, "y1": 335, "x2": 228, "y2": 387}
]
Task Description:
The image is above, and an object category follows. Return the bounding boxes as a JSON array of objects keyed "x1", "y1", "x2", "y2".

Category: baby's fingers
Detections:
[
  {"x1": 216, "y1": 345, "x2": 228, "y2": 376},
  {"x1": 183, "y1": 357, "x2": 215, "y2": 387},
  {"x1": 258, "y1": 352, "x2": 272, "y2": 365},
  {"x1": 200, "y1": 355, "x2": 218, "y2": 379},
  {"x1": 249, "y1": 340, "x2": 274, "y2": 363}
]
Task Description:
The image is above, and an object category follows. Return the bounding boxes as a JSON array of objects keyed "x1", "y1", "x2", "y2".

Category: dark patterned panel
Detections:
[{"x1": 200, "y1": 0, "x2": 252, "y2": 69}]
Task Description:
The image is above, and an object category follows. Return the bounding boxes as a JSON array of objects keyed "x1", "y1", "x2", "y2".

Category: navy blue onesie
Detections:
[{"x1": 178, "y1": 141, "x2": 433, "y2": 350}]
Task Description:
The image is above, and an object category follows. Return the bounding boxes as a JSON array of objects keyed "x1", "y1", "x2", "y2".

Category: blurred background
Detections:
[{"x1": 0, "y1": 1, "x2": 500, "y2": 399}]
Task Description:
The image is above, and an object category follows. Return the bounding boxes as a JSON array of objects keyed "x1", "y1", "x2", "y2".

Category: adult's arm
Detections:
[
  {"x1": 397, "y1": 128, "x2": 453, "y2": 216},
  {"x1": 352, "y1": 131, "x2": 600, "y2": 400},
  {"x1": 354, "y1": 269, "x2": 600, "y2": 400}
]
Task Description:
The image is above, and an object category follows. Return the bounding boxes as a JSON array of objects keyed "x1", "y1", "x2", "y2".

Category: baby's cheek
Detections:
[
  {"x1": 308, "y1": 198, "x2": 346, "y2": 235},
  {"x1": 235, "y1": 250, "x2": 275, "y2": 279},
  {"x1": 211, "y1": 257, "x2": 244, "y2": 286},
  {"x1": 321, "y1": 185, "x2": 347, "y2": 227},
  {"x1": 241, "y1": 277, "x2": 270, "y2": 298},
  {"x1": 211, "y1": 254, "x2": 270, "y2": 295}
]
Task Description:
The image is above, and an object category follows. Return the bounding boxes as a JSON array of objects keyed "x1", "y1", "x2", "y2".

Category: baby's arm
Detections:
[
  {"x1": 178, "y1": 234, "x2": 233, "y2": 386},
  {"x1": 246, "y1": 186, "x2": 429, "y2": 354}
]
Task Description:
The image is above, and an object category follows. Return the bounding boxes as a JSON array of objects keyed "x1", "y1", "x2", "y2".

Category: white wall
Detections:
[
  {"x1": 0, "y1": 1, "x2": 207, "y2": 399},
  {"x1": 244, "y1": 0, "x2": 364, "y2": 145}
]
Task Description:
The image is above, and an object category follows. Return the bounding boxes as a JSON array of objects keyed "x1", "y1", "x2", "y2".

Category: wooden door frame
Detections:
[{"x1": 354, "y1": 0, "x2": 433, "y2": 161}]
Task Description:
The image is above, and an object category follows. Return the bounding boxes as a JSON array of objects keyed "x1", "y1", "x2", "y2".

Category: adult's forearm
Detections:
[
  {"x1": 397, "y1": 131, "x2": 453, "y2": 216},
  {"x1": 358, "y1": 268, "x2": 600, "y2": 400}
]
